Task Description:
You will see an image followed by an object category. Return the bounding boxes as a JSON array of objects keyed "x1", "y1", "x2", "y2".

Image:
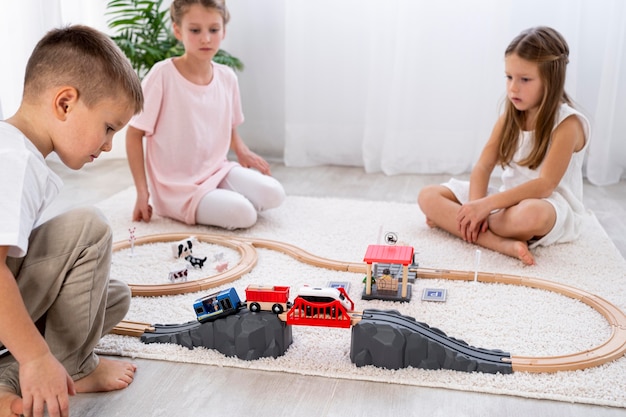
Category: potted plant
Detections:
[{"x1": 106, "y1": 0, "x2": 244, "y2": 78}]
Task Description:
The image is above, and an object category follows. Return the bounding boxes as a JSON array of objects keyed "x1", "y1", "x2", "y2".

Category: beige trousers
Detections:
[{"x1": 0, "y1": 207, "x2": 130, "y2": 394}]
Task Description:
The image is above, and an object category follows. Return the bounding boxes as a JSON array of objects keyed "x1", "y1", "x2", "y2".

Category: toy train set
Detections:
[
  {"x1": 111, "y1": 232, "x2": 626, "y2": 374},
  {"x1": 194, "y1": 284, "x2": 355, "y2": 328},
  {"x1": 185, "y1": 283, "x2": 513, "y2": 373}
]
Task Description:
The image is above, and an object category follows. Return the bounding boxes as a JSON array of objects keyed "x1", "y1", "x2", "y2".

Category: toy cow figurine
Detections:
[
  {"x1": 185, "y1": 254, "x2": 207, "y2": 269},
  {"x1": 168, "y1": 265, "x2": 188, "y2": 283},
  {"x1": 171, "y1": 236, "x2": 206, "y2": 268},
  {"x1": 172, "y1": 237, "x2": 195, "y2": 259}
]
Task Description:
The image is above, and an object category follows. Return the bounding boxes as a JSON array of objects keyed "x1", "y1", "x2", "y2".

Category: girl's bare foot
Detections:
[
  {"x1": 74, "y1": 357, "x2": 137, "y2": 393},
  {"x1": 0, "y1": 387, "x2": 22, "y2": 417},
  {"x1": 502, "y1": 240, "x2": 535, "y2": 265},
  {"x1": 425, "y1": 217, "x2": 437, "y2": 228},
  {"x1": 515, "y1": 241, "x2": 535, "y2": 265},
  {"x1": 468, "y1": 223, "x2": 536, "y2": 265}
]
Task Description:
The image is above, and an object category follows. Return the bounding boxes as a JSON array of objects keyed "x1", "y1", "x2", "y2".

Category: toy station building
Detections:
[{"x1": 362, "y1": 244, "x2": 414, "y2": 302}]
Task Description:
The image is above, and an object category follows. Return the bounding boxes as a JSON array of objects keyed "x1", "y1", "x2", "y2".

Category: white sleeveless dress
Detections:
[{"x1": 442, "y1": 103, "x2": 590, "y2": 248}]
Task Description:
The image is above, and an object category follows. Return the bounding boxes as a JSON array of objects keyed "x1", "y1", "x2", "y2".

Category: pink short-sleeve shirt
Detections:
[{"x1": 130, "y1": 59, "x2": 244, "y2": 224}]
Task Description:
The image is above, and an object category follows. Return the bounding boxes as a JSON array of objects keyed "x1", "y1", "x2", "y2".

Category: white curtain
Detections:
[
  {"x1": 0, "y1": 0, "x2": 62, "y2": 118},
  {"x1": 225, "y1": 0, "x2": 626, "y2": 185},
  {"x1": 2, "y1": 1, "x2": 625, "y2": 184},
  {"x1": 0, "y1": 0, "x2": 111, "y2": 115}
]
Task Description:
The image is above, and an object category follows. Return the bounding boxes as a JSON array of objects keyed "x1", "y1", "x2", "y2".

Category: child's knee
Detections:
[
  {"x1": 70, "y1": 207, "x2": 112, "y2": 245},
  {"x1": 105, "y1": 280, "x2": 132, "y2": 327},
  {"x1": 198, "y1": 198, "x2": 258, "y2": 229},
  {"x1": 229, "y1": 204, "x2": 258, "y2": 229},
  {"x1": 417, "y1": 185, "x2": 440, "y2": 211},
  {"x1": 82, "y1": 207, "x2": 110, "y2": 230},
  {"x1": 0, "y1": 365, "x2": 20, "y2": 397},
  {"x1": 516, "y1": 200, "x2": 556, "y2": 233},
  {"x1": 258, "y1": 182, "x2": 285, "y2": 211}
]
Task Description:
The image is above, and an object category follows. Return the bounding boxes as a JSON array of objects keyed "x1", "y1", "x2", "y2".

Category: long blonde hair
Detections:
[{"x1": 498, "y1": 26, "x2": 571, "y2": 169}]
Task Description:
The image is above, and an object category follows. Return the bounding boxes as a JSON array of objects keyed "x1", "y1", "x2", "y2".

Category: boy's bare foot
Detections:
[
  {"x1": 425, "y1": 217, "x2": 436, "y2": 228},
  {"x1": 0, "y1": 387, "x2": 22, "y2": 417},
  {"x1": 74, "y1": 357, "x2": 137, "y2": 393}
]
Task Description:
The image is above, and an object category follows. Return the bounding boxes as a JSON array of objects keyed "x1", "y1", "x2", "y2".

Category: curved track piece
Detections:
[
  {"x1": 113, "y1": 233, "x2": 257, "y2": 296},
  {"x1": 111, "y1": 233, "x2": 626, "y2": 373},
  {"x1": 415, "y1": 268, "x2": 626, "y2": 372},
  {"x1": 139, "y1": 311, "x2": 293, "y2": 359},
  {"x1": 245, "y1": 237, "x2": 364, "y2": 272},
  {"x1": 354, "y1": 309, "x2": 512, "y2": 373},
  {"x1": 139, "y1": 321, "x2": 201, "y2": 349}
]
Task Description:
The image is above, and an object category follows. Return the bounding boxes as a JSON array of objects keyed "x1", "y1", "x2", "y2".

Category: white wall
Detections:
[
  {"x1": 220, "y1": 0, "x2": 287, "y2": 161},
  {"x1": 221, "y1": 0, "x2": 626, "y2": 183}
]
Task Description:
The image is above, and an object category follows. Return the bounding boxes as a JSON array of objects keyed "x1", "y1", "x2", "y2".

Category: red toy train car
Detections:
[
  {"x1": 245, "y1": 284, "x2": 355, "y2": 329},
  {"x1": 245, "y1": 285, "x2": 291, "y2": 314}
]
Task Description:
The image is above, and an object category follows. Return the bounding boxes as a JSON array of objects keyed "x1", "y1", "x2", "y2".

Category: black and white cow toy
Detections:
[
  {"x1": 171, "y1": 237, "x2": 207, "y2": 269},
  {"x1": 185, "y1": 254, "x2": 207, "y2": 269}
]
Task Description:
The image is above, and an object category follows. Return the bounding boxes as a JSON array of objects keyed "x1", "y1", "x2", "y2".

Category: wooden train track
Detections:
[
  {"x1": 113, "y1": 233, "x2": 258, "y2": 296},
  {"x1": 112, "y1": 232, "x2": 626, "y2": 373}
]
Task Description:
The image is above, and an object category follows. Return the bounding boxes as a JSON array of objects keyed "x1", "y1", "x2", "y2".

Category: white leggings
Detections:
[{"x1": 196, "y1": 166, "x2": 285, "y2": 229}]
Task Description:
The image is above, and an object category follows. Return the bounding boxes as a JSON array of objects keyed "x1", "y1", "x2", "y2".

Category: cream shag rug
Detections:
[{"x1": 94, "y1": 187, "x2": 626, "y2": 408}]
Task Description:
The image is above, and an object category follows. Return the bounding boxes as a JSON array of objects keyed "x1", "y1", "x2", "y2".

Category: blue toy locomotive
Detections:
[{"x1": 193, "y1": 287, "x2": 242, "y2": 323}]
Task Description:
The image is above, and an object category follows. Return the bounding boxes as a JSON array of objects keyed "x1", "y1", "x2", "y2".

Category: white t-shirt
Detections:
[{"x1": 0, "y1": 121, "x2": 62, "y2": 257}]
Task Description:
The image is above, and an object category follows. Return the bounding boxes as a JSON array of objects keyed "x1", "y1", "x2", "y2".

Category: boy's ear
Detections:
[{"x1": 53, "y1": 86, "x2": 79, "y2": 120}]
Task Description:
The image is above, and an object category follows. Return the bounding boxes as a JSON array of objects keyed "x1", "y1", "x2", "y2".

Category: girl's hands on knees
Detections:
[
  {"x1": 456, "y1": 199, "x2": 491, "y2": 242},
  {"x1": 459, "y1": 220, "x2": 485, "y2": 243},
  {"x1": 19, "y1": 352, "x2": 74, "y2": 417},
  {"x1": 471, "y1": 219, "x2": 489, "y2": 243}
]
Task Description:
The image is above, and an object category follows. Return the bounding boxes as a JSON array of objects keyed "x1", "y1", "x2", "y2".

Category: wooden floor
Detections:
[{"x1": 46, "y1": 159, "x2": 626, "y2": 417}]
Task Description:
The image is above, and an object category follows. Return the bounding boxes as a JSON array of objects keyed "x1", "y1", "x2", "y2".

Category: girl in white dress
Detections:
[{"x1": 418, "y1": 26, "x2": 590, "y2": 265}]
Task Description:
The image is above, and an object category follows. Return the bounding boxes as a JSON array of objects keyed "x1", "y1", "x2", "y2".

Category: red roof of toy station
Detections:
[{"x1": 363, "y1": 244, "x2": 414, "y2": 264}]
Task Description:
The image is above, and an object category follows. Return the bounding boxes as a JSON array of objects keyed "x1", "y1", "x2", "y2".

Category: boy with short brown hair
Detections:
[{"x1": 0, "y1": 25, "x2": 143, "y2": 417}]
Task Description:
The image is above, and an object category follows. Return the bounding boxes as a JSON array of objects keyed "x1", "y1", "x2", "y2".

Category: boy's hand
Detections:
[{"x1": 19, "y1": 352, "x2": 74, "y2": 417}]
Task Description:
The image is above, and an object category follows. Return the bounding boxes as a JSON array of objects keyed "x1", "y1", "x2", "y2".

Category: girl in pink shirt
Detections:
[{"x1": 126, "y1": 0, "x2": 285, "y2": 228}]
